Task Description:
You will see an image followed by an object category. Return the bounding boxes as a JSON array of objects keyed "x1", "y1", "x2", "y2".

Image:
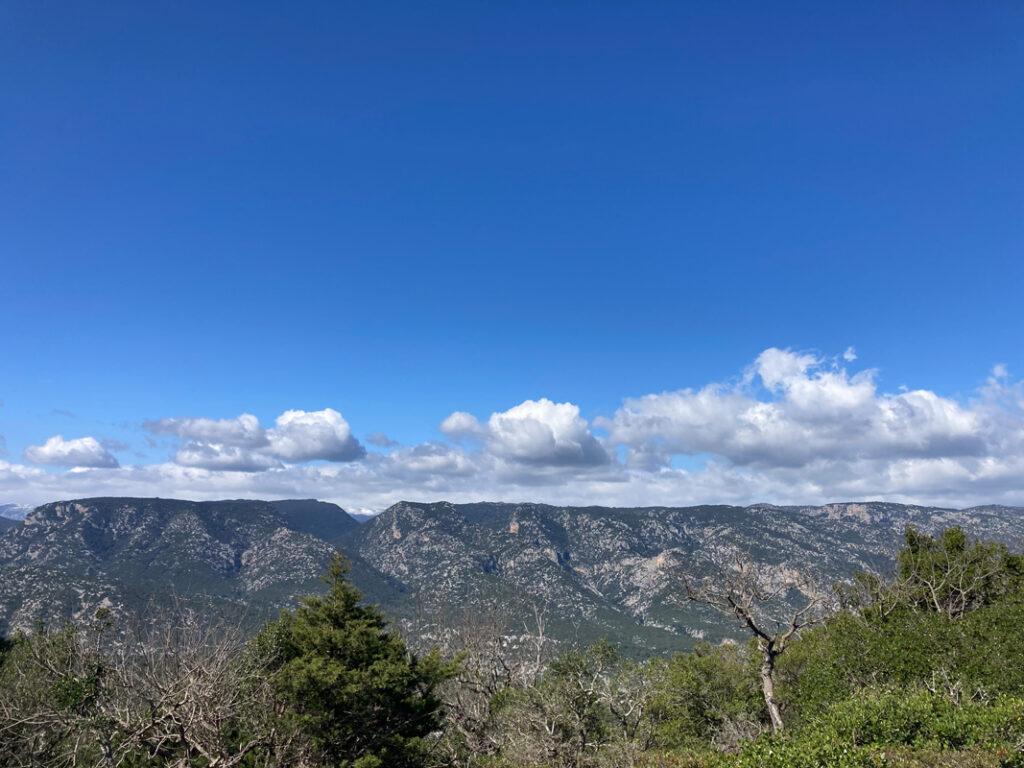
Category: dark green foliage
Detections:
[
  {"x1": 260, "y1": 554, "x2": 456, "y2": 768},
  {"x1": 778, "y1": 602, "x2": 1024, "y2": 728},
  {"x1": 651, "y1": 642, "x2": 766, "y2": 749},
  {"x1": 778, "y1": 527, "x2": 1024, "y2": 730}
]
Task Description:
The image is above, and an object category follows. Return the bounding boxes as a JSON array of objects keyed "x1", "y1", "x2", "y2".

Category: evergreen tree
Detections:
[{"x1": 260, "y1": 554, "x2": 455, "y2": 768}]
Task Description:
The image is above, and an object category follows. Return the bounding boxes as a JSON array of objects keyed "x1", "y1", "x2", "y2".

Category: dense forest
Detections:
[{"x1": 1, "y1": 526, "x2": 1022, "y2": 768}]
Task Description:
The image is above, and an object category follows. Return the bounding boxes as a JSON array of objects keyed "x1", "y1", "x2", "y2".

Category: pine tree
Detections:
[{"x1": 260, "y1": 554, "x2": 455, "y2": 768}]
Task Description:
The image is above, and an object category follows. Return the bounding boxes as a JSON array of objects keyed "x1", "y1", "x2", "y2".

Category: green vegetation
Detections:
[
  {"x1": 259, "y1": 556, "x2": 456, "y2": 767},
  {"x1": 0, "y1": 555, "x2": 454, "y2": 768},
  {"x1": 2, "y1": 526, "x2": 1022, "y2": 767}
]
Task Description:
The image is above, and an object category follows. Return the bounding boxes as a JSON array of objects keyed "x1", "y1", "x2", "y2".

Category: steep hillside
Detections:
[
  {"x1": 1, "y1": 497, "x2": 1021, "y2": 656},
  {"x1": 339, "y1": 500, "x2": 1024, "y2": 654},
  {"x1": 268, "y1": 499, "x2": 360, "y2": 540},
  {"x1": 0, "y1": 498, "x2": 357, "y2": 634}
]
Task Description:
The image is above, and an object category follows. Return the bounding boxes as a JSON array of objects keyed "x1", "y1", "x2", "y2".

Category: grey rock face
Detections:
[{"x1": 2, "y1": 497, "x2": 1021, "y2": 656}]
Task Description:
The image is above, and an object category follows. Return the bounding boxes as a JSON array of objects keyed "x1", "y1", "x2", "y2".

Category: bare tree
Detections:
[
  {"x1": 430, "y1": 598, "x2": 555, "y2": 766},
  {"x1": 676, "y1": 548, "x2": 836, "y2": 733},
  {"x1": 103, "y1": 603, "x2": 303, "y2": 768},
  {"x1": 0, "y1": 604, "x2": 307, "y2": 768}
]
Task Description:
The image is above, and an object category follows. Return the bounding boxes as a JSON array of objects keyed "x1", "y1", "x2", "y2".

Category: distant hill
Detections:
[
  {"x1": 1, "y1": 497, "x2": 1022, "y2": 655},
  {"x1": 0, "y1": 517, "x2": 19, "y2": 535},
  {"x1": 348, "y1": 512, "x2": 377, "y2": 524},
  {"x1": 0, "y1": 504, "x2": 31, "y2": 521},
  {"x1": 266, "y1": 498, "x2": 360, "y2": 540}
]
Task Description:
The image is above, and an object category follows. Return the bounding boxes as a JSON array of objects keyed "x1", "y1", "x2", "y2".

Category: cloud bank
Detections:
[{"x1": 5, "y1": 349, "x2": 1024, "y2": 511}]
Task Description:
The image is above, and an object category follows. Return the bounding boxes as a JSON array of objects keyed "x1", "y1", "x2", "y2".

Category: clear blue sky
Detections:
[{"x1": 2, "y1": 2, "x2": 1023, "y2": 510}]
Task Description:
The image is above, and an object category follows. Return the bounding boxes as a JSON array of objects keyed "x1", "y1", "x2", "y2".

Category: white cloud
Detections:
[
  {"x1": 267, "y1": 409, "x2": 365, "y2": 462},
  {"x1": 139, "y1": 409, "x2": 365, "y2": 471},
  {"x1": 843, "y1": 346, "x2": 858, "y2": 362},
  {"x1": 440, "y1": 411, "x2": 485, "y2": 440},
  {"x1": 143, "y1": 413, "x2": 267, "y2": 447},
  {"x1": 174, "y1": 443, "x2": 282, "y2": 472},
  {"x1": 486, "y1": 399, "x2": 610, "y2": 467},
  {"x1": 5, "y1": 349, "x2": 1024, "y2": 511},
  {"x1": 603, "y1": 348, "x2": 987, "y2": 469},
  {"x1": 23, "y1": 436, "x2": 120, "y2": 468}
]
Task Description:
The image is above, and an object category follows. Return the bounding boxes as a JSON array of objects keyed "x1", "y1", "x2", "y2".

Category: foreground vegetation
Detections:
[{"x1": 1, "y1": 526, "x2": 1022, "y2": 767}]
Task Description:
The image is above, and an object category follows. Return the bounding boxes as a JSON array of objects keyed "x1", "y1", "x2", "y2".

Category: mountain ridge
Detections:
[{"x1": 1, "y1": 497, "x2": 1021, "y2": 654}]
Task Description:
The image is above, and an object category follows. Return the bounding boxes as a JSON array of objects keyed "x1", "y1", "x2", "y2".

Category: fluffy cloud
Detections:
[
  {"x1": 174, "y1": 443, "x2": 282, "y2": 472},
  {"x1": 5, "y1": 350, "x2": 1024, "y2": 511},
  {"x1": 603, "y1": 348, "x2": 989, "y2": 469},
  {"x1": 267, "y1": 409, "x2": 365, "y2": 462},
  {"x1": 143, "y1": 414, "x2": 267, "y2": 447},
  {"x1": 23, "y1": 436, "x2": 120, "y2": 468},
  {"x1": 440, "y1": 411, "x2": 485, "y2": 440},
  {"x1": 440, "y1": 400, "x2": 610, "y2": 467},
  {"x1": 486, "y1": 399, "x2": 610, "y2": 466},
  {"x1": 142, "y1": 409, "x2": 364, "y2": 471}
]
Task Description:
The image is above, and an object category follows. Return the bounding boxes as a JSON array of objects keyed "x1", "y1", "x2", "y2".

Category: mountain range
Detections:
[
  {"x1": 1, "y1": 497, "x2": 1022, "y2": 655},
  {"x1": 0, "y1": 503, "x2": 31, "y2": 521}
]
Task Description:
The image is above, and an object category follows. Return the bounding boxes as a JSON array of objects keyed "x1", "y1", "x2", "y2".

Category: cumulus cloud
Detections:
[
  {"x1": 5, "y1": 350, "x2": 1024, "y2": 511},
  {"x1": 440, "y1": 411, "x2": 485, "y2": 440},
  {"x1": 267, "y1": 409, "x2": 365, "y2": 462},
  {"x1": 486, "y1": 399, "x2": 610, "y2": 466},
  {"x1": 23, "y1": 436, "x2": 120, "y2": 468},
  {"x1": 141, "y1": 408, "x2": 365, "y2": 471},
  {"x1": 604, "y1": 348, "x2": 988, "y2": 469},
  {"x1": 174, "y1": 443, "x2": 281, "y2": 472},
  {"x1": 143, "y1": 413, "x2": 268, "y2": 447}
]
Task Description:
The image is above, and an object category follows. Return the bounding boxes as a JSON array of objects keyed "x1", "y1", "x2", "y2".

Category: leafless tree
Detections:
[
  {"x1": 0, "y1": 604, "x2": 307, "y2": 768},
  {"x1": 430, "y1": 598, "x2": 555, "y2": 766},
  {"x1": 676, "y1": 547, "x2": 836, "y2": 733},
  {"x1": 103, "y1": 603, "x2": 304, "y2": 768}
]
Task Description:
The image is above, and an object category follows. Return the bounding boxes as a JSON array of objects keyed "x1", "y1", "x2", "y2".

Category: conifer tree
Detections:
[{"x1": 261, "y1": 554, "x2": 455, "y2": 768}]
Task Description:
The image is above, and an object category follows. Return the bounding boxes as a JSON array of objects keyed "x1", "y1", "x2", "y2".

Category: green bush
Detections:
[
  {"x1": 726, "y1": 690, "x2": 1024, "y2": 768},
  {"x1": 651, "y1": 642, "x2": 766, "y2": 750}
]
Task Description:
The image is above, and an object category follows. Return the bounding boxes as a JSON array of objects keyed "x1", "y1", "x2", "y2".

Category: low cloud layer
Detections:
[{"x1": 6, "y1": 349, "x2": 1024, "y2": 511}]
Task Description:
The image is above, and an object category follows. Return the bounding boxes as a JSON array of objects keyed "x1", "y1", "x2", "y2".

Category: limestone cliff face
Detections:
[{"x1": 1, "y1": 497, "x2": 1021, "y2": 655}]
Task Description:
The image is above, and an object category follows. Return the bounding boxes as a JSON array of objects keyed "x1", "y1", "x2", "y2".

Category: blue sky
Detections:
[{"x1": 2, "y1": 2, "x2": 1023, "y2": 511}]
